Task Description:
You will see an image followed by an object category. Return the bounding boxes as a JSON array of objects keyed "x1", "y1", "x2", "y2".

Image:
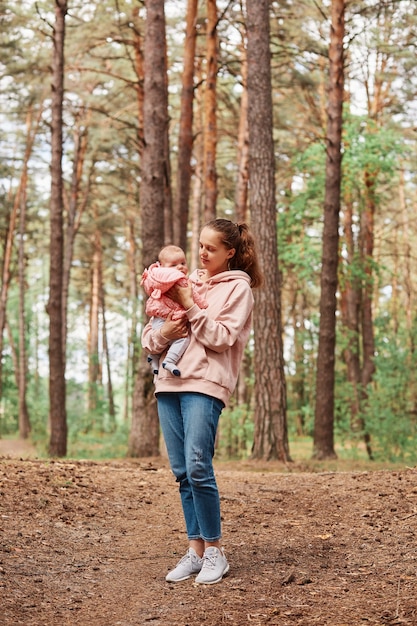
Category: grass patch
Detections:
[
  {"x1": 215, "y1": 436, "x2": 413, "y2": 473},
  {"x1": 66, "y1": 427, "x2": 129, "y2": 460}
]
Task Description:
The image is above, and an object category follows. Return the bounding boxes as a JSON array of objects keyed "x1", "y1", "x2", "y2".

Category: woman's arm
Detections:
[
  {"x1": 141, "y1": 311, "x2": 189, "y2": 354},
  {"x1": 187, "y1": 283, "x2": 254, "y2": 353}
]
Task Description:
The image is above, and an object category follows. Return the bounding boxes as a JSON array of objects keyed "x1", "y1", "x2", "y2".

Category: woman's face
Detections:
[{"x1": 199, "y1": 227, "x2": 235, "y2": 277}]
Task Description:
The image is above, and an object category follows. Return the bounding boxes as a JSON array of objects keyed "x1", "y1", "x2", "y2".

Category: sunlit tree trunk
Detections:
[
  {"x1": 48, "y1": 0, "x2": 68, "y2": 457},
  {"x1": 18, "y1": 139, "x2": 31, "y2": 439},
  {"x1": 190, "y1": 57, "x2": 204, "y2": 270},
  {"x1": 247, "y1": 0, "x2": 290, "y2": 461},
  {"x1": 163, "y1": 40, "x2": 173, "y2": 245},
  {"x1": 173, "y1": 0, "x2": 198, "y2": 251},
  {"x1": 203, "y1": 0, "x2": 218, "y2": 222},
  {"x1": 235, "y1": 25, "x2": 249, "y2": 223}
]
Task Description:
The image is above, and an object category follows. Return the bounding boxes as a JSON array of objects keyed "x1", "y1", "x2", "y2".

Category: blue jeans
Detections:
[{"x1": 156, "y1": 392, "x2": 224, "y2": 542}]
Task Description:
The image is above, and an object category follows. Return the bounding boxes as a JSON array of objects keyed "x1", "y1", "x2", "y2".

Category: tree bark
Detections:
[
  {"x1": 100, "y1": 279, "x2": 116, "y2": 429},
  {"x1": 360, "y1": 169, "x2": 376, "y2": 389},
  {"x1": 203, "y1": 0, "x2": 218, "y2": 221},
  {"x1": 173, "y1": 0, "x2": 198, "y2": 251},
  {"x1": 247, "y1": 0, "x2": 290, "y2": 462},
  {"x1": 1, "y1": 102, "x2": 41, "y2": 436},
  {"x1": 17, "y1": 123, "x2": 31, "y2": 439},
  {"x1": 190, "y1": 56, "x2": 204, "y2": 271},
  {"x1": 313, "y1": 0, "x2": 345, "y2": 460},
  {"x1": 62, "y1": 113, "x2": 91, "y2": 358},
  {"x1": 235, "y1": 30, "x2": 249, "y2": 223},
  {"x1": 87, "y1": 223, "x2": 101, "y2": 419},
  {"x1": 48, "y1": 0, "x2": 68, "y2": 457},
  {"x1": 129, "y1": 0, "x2": 170, "y2": 457}
]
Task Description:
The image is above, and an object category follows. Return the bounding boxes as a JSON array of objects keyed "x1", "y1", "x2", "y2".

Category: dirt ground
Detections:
[{"x1": 1, "y1": 440, "x2": 417, "y2": 626}]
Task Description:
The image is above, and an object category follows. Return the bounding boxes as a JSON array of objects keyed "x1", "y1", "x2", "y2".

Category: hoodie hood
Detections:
[{"x1": 189, "y1": 268, "x2": 251, "y2": 287}]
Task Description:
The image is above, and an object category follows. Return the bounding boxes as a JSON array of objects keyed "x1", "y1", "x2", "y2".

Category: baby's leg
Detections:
[
  {"x1": 163, "y1": 336, "x2": 190, "y2": 377},
  {"x1": 148, "y1": 317, "x2": 165, "y2": 374},
  {"x1": 147, "y1": 354, "x2": 160, "y2": 375}
]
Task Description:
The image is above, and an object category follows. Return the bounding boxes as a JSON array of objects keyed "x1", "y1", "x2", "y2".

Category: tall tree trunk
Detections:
[
  {"x1": 0, "y1": 194, "x2": 18, "y2": 402},
  {"x1": 130, "y1": 0, "x2": 169, "y2": 457},
  {"x1": 132, "y1": 5, "x2": 145, "y2": 150},
  {"x1": 87, "y1": 224, "x2": 101, "y2": 419},
  {"x1": 398, "y1": 167, "x2": 417, "y2": 415},
  {"x1": 235, "y1": 28, "x2": 249, "y2": 223},
  {"x1": 5, "y1": 322, "x2": 28, "y2": 436},
  {"x1": 18, "y1": 142, "x2": 31, "y2": 439},
  {"x1": 340, "y1": 196, "x2": 362, "y2": 425},
  {"x1": 173, "y1": 0, "x2": 198, "y2": 251},
  {"x1": 247, "y1": 0, "x2": 290, "y2": 462},
  {"x1": 0, "y1": 99, "x2": 41, "y2": 402},
  {"x1": 163, "y1": 44, "x2": 173, "y2": 245},
  {"x1": 290, "y1": 290, "x2": 308, "y2": 436},
  {"x1": 100, "y1": 279, "x2": 116, "y2": 430},
  {"x1": 47, "y1": 0, "x2": 68, "y2": 457},
  {"x1": 360, "y1": 169, "x2": 376, "y2": 389},
  {"x1": 340, "y1": 195, "x2": 373, "y2": 458},
  {"x1": 203, "y1": 0, "x2": 218, "y2": 221},
  {"x1": 312, "y1": 0, "x2": 345, "y2": 460},
  {"x1": 0, "y1": 102, "x2": 41, "y2": 435},
  {"x1": 190, "y1": 57, "x2": 204, "y2": 271},
  {"x1": 125, "y1": 213, "x2": 138, "y2": 421},
  {"x1": 62, "y1": 114, "x2": 91, "y2": 357}
]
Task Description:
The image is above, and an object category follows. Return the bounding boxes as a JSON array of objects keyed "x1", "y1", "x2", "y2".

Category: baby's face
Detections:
[{"x1": 160, "y1": 252, "x2": 188, "y2": 275}]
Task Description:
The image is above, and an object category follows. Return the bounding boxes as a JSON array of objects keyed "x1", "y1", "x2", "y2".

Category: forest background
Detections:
[{"x1": 0, "y1": 0, "x2": 416, "y2": 466}]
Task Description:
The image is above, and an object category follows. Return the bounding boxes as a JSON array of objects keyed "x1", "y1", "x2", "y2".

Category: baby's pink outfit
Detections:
[{"x1": 141, "y1": 263, "x2": 208, "y2": 376}]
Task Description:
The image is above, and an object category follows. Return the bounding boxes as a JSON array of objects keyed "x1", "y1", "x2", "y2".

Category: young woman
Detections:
[{"x1": 141, "y1": 218, "x2": 263, "y2": 585}]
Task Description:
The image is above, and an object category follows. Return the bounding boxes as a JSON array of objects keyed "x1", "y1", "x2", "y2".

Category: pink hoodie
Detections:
[{"x1": 141, "y1": 268, "x2": 254, "y2": 406}]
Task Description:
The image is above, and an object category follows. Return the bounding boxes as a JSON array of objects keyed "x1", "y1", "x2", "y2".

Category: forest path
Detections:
[
  {"x1": 1, "y1": 456, "x2": 417, "y2": 625},
  {"x1": 0, "y1": 436, "x2": 38, "y2": 458}
]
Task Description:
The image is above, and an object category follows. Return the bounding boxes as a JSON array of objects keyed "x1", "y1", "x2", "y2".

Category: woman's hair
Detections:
[{"x1": 204, "y1": 218, "x2": 263, "y2": 288}]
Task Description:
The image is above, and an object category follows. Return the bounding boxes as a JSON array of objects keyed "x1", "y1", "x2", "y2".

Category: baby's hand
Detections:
[{"x1": 167, "y1": 281, "x2": 194, "y2": 310}]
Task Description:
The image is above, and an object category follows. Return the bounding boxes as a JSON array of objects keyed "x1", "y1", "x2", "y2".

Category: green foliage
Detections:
[
  {"x1": 0, "y1": 354, "x2": 19, "y2": 437},
  {"x1": 343, "y1": 114, "x2": 404, "y2": 185},
  {"x1": 217, "y1": 405, "x2": 254, "y2": 460},
  {"x1": 278, "y1": 142, "x2": 325, "y2": 283},
  {"x1": 332, "y1": 312, "x2": 417, "y2": 464},
  {"x1": 66, "y1": 422, "x2": 130, "y2": 460},
  {"x1": 26, "y1": 376, "x2": 49, "y2": 446},
  {"x1": 362, "y1": 317, "x2": 417, "y2": 463}
]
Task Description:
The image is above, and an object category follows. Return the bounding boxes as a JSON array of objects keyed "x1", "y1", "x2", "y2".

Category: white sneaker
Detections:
[
  {"x1": 165, "y1": 548, "x2": 203, "y2": 582},
  {"x1": 195, "y1": 547, "x2": 230, "y2": 585}
]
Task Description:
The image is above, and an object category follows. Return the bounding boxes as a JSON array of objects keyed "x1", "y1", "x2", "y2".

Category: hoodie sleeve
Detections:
[
  {"x1": 186, "y1": 280, "x2": 254, "y2": 353},
  {"x1": 141, "y1": 320, "x2": 171, "y2": 355}
]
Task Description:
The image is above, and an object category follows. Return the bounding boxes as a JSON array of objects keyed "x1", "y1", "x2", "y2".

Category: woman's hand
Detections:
[
  {"x1": 160, "y1": 311, "x2": 189, "y2": 341},
  {"x1": 167, "y1": 280, "x2": 194, "y2": 310}
]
